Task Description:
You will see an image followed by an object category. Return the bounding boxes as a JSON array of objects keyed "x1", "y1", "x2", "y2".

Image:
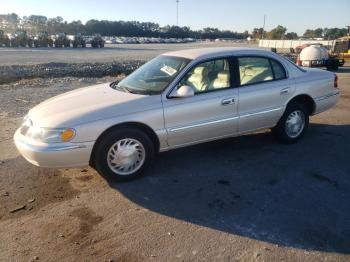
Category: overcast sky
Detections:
[{"x1": 1, "y1": 0, "x2": 349, "y2": 34}]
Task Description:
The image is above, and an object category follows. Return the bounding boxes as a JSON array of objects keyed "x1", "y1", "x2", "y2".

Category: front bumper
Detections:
[{"x1": 14, "y1": 128, "x2": 95, "y2": 168}]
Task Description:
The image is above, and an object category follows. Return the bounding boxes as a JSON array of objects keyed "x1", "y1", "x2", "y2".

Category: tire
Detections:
[
  {"x1": 326, "y1": 59, "x2": 339, "y2": 71},
  {"x1": 272, "y1": 102, "x2": 309, "y2": 144},
  {"x1": 92, "y1": 127, "x2": 155, "y2": 182},
  {"x1": 329, "y1": 64, "x2": 339, "y2": 71}
]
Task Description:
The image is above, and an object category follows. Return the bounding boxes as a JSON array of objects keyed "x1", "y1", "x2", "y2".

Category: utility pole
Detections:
[
  {"x1": 262, "y1": 14, "x2": 266, "y2": 40},
  {"x1": 176, "y1": 0, "x2": 179, "y2": 26}
]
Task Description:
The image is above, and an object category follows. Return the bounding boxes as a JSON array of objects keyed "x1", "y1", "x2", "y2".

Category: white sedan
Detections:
[{"x1": 14, "y1": 47, "x2": 340, "y2": 181}]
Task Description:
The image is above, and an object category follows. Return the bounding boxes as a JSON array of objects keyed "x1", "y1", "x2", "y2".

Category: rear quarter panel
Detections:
[
  {"x1": 289, "y1": 68, "x2": 338, "y2": 114},
  {"x1": 294, "y1": 68, "x2": 334, "y2": 98}
]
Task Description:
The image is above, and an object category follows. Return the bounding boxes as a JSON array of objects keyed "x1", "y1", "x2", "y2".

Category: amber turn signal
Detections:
[{"x1": 60, "y1": 129, "x2": 75, "y2": 142}]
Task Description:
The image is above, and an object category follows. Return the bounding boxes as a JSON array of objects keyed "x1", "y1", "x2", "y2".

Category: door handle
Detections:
[
  {"x1": 280, "y1": 88, "x2": 290, "y2": 95},
  {"x1": 221, "y1": 98, "x2": 235, "y2": 105}
]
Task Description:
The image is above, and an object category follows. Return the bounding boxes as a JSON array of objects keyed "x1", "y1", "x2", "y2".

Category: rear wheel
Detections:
[
  {"x1": 272, "y1": 103, "x2": 309, "y2": 143},
  {"x1": 92, "y1": 128, "x2": 155, "y2": 182}
]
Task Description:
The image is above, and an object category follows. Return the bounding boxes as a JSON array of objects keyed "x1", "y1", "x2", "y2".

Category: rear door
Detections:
[{"x1": 236, "y1": 56, "x2": 294, "y2": 132}]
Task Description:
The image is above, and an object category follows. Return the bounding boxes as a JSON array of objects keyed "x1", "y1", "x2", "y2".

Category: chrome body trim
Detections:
[
  {"x1": 15, "y1": 137, "x2": 87, "y2": 153},
  {"x1": 169, "y1": 116, "x2": 239, "y2": 132},
  {"x1": 315, "y1": 92, "x2": 340, "y2": 102},
  {"x1": 239, "y1": 107, "x2": 281, "y2": 118},
  {"x1": 168, "y1": 107, "x2": 281, "y2": 132}
]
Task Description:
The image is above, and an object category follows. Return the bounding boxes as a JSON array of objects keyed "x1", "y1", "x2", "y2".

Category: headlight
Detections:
[
  {"x1": 27, "y1": 127, "x2": 75, "y2": 143},
  {"x1": 20, "y1": 116, "x2": 75, "y2": 143}
]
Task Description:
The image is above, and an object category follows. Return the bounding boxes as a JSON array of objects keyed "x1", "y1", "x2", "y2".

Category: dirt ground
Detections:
[{"x1": 0, "y1": 66, "x2": 349, "y2": 261}]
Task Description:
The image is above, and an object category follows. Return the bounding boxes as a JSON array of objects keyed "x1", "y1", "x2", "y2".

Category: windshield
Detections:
[{"x1": 115, "y1": 55, "x2": 190, "y2": 95}]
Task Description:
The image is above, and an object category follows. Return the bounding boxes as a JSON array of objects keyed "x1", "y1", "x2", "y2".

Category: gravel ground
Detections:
[
  {"x1": 0, "y1": 42, "x2": 257, "y2": 84},
  {"x1": 0, "y1": 61, "x2": 144, "y2": 84},
  {"x1": 0, "y1": 66, "x2": 349, "y2": 261},
  {"x1": 0, "y1": 42, "x2": 257, "y2": 66}
]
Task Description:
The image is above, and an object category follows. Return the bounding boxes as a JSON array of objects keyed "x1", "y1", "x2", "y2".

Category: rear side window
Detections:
[
  {"x1": 238, "y1": 57, "x2": 274, "y2": 85},
  {"x1": 270, "y1": 59, "x2": 286, "y2": 80}
]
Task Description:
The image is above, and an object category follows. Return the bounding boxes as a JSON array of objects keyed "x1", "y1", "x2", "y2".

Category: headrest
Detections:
[
  {"x1": 194, "y1": 66, "x2": 208, "y2": 76},
  {"x1": 217, "y1": 71, "x2": 230, "y2": 81},
  {"x1": 243, "y1": 68, "x2": 256, "y2": 76}
]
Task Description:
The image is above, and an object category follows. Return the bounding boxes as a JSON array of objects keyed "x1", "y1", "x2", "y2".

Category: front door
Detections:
[{"x1": 162, "y1": 57, "x2": 239, "y2": 148}]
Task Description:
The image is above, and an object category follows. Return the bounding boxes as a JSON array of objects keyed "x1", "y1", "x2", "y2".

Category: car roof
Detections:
[{"x1": 163, "y1": 47, "x2": 274, "y2": 60}]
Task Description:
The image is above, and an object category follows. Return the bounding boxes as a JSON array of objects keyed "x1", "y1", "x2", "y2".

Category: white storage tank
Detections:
[{"x1": 299, "y1": 45, "x2": 329, "y2": 67}]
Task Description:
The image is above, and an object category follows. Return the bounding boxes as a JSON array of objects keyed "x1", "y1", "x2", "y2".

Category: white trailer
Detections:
[{"x1": 259, "y1": 39, "x2": 336, "y2": 50}]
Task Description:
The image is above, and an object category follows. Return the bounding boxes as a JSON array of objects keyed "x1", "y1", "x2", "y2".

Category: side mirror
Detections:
[{"x1": 169, "y1": 85, "x2": 194, "y2": 98}]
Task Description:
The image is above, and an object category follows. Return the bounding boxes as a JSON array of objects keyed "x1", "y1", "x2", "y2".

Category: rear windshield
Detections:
[{"x1": 280, "y1": 55, "x2": 306, "y2": 72}]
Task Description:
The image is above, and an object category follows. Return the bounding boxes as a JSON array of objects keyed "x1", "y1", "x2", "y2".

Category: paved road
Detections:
[{"x1": 0, "y1": 42, "x2": 257, "y2": 66}]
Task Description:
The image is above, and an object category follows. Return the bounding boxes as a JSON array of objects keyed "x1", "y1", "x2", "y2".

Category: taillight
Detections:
[{"x1": 334, "y1": 74, "x2": 338, "y2": 88}]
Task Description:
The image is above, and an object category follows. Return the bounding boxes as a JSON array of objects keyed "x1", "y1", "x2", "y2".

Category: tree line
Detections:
[
  {"x1": 0, "y1": 13, "x2": 249, "y2": 39},
  {"x1": 0, "y1": 13, "x2": 348, "y2": 40},
  {"x1": 252, "y1": 25, "x2": 348, "y2": 40}
]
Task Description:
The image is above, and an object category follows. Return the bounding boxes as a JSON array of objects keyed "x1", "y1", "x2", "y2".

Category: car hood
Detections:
[{"x1": 28, "y1": 82, "x2": 162, "y2": 127}]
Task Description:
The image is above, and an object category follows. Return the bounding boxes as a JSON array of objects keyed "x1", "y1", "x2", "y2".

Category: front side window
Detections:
[
  {"x1": 180, "y1": 58, "x2": 231, "y2": 94},
  {"x1": 116, "y1": 55, "x2": 190, "y2": 95},
  {"x1": 238, "y1": 57, "x2": 274, "y2": 85}
]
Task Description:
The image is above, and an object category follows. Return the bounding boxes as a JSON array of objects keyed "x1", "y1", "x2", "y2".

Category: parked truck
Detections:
[
  {"x1": 0, "y1": 30, "x2": 10, "y2": 47},
  {"x1": 33, "y1": 31, "x2": 54, "y2": 47},
  {"x1": 72, "y1": 33, "x2": 86, "y2": 48},
  {"x1": 91, "y1": 34, "x2": 104, "y2": 48},
  {"x1": 296, "y1": 44, "x2": 345, "y2": 71},
  {"x1": 54, "y1": 33, "x2": 70, "y2": 48},
  {"x1": 10, "y1": 30, "x2": 29, "y2": 47}
]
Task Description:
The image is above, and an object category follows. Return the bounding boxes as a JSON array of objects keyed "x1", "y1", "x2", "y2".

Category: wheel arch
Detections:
[
  {"x1": 89, "y1": 121, "x2": 160, "y2": 167},
  {"x1": 285, "y1": 94, "x2": 316, "y2": 115}
]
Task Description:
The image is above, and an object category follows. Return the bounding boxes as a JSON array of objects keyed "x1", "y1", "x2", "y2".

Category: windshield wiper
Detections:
[
  {"x1": 111, "y1": 82, "x2": 159, "y2": 95},
  {"x1": 110, "y1": 81, "x2": 119, "y2": 89},
  {"x1": 112, "y1": 84, "x2": 132, "y2": 93}
]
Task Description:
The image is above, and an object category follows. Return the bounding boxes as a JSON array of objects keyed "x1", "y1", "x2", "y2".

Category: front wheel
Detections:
[
  {"x1": 92, "y1": 128, "x2": 155, "y2": 182},
  {"x1": 272, "y1": 103, "x2": 309, "y2": 143}
]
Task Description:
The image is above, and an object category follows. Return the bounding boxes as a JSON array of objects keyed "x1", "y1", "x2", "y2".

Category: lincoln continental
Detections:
[{"x1": 14, "y1": 47, "x2": 340, "y2": 181}]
